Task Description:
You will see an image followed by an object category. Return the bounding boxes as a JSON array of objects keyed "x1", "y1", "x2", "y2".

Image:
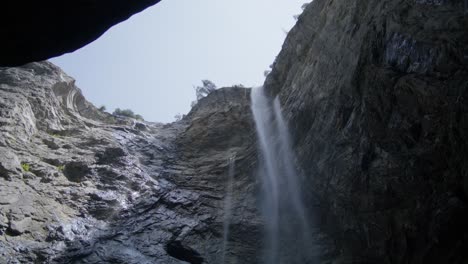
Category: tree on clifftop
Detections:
[
  {"x1": 191, "y1": 79, "x2": 217, "y2": 108},
  {"x1": 195, "y1": 80, "x2": 217, "y2": 100},
  {"x1": 113, "y1": 108, "x2": 144, "y2": 121}
]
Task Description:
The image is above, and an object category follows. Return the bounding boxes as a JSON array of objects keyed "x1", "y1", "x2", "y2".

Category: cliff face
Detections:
[
  {"x1": 1, "y1": 0, "x2": 468, "y2": 263},
  {"x1": 0, "y1": 0, "x2": 161, "y2": 66},
  {"x1": 266, "y1": 0, "x2": 468, "y2": 263},
  {"x1": 0, "y1": 62, "x2": 260, "y2": 263}
]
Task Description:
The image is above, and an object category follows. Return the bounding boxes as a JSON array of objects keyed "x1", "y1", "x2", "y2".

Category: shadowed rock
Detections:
[
  {"x1": 265, "y1": 0, "x2": 468, "y2": 262},
  {"x1": 0, "y1": 0, "x2": 162, "y2": 66},
  {"x1": 166, "y1": 241, "x2": 204, "y2": 264}
]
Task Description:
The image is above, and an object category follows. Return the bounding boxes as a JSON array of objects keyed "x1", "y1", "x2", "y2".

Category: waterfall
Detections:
[
  {"x1": 221, "y1": 154, "x2": 236, "y2": 264},
  {"x1": 251, "y1": 86, "x2": 315, "y2": 264}
]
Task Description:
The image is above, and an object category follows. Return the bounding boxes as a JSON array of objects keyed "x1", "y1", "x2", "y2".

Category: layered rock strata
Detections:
[{"x1": 0, "y1": 62, "x2": 261, "y2": 263}]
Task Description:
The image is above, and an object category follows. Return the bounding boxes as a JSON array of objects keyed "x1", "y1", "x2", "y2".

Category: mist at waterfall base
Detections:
[{"x1": 251, "y1": 87, "x2": 316, "y2": 263}]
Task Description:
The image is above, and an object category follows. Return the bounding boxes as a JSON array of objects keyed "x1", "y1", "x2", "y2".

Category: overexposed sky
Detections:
[{"x1": 51, "y1": 0, "x2": 307, "y2": 122}]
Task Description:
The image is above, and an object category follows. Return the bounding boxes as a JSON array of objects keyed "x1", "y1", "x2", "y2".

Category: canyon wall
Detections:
[
  {"x1": 265, "y1": 0, "x2": 468, "y2": 263},
  {"x1": 0, "y1": 62, "x2": 260, "y2": 263},
  {"x1": 1, "y1": 0, "x2": 468, "y2": 263}
]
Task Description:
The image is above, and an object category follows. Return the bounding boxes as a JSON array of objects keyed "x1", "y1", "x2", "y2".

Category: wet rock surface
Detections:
[
  {"x1": 266, "y1": 0, "x2": 468, "y2": 263},
  {"x1": 0, "y1": 62, "x2": 261, "y2": 263}
]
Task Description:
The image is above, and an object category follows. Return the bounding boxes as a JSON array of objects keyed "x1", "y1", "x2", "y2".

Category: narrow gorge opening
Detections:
[{"x1": 1, "y1": 0, "x2": 468, "y2": 263}]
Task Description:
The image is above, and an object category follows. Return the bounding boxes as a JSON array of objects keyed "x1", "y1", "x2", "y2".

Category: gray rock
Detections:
[
  {"x1": 8, "y1": 217, "x2": 32, "y2": 236},
  {"x1": 265, "y1": 0, "x2": 468, "y2": 263},
  {"x1": 0, "y1": 0, "x2": 466, "y2": 262},
  {"x1": 0, "y1": 147, "x2": 21, "y2": 180},
  {"x1": 0, "y1": 62, "x2": 261, "y2": 263},
  {"x1": 63, "y1": 161, "x2": 91, "y2": 183}
]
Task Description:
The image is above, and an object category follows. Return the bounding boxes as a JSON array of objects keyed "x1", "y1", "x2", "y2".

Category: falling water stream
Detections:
[
  {"x1": 221, "y1": 154, "x2": 236, "y2": 264},
  {"x1": 251, "y1": 86, "x2": 315, "y2": 264}
]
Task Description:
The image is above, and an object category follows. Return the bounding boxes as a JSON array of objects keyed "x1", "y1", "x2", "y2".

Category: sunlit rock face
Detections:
[
  {"x1": 0, "y1": 62, "x2": 261, "y2": 263},
  {"x1": 265, "y1": 0, "x2": 468, "y2": 263},
  {"x1": 0, "y1": 0, "x2": 162, "y2": 66}
]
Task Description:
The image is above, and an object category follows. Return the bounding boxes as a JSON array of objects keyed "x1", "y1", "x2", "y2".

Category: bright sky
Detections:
[{"x1": 51, "y1": 0, "x2": 307, "y2": 123}]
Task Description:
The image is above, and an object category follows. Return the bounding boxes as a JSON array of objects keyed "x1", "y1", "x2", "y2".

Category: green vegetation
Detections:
[
  {"x1": 293, "y1": 3, "x2": 309, "y2": 20},
  {"x1": 174, "y1": 113, "x2": 183, "y2": 121},
  {"x1": 195, "y1": 80, "x2": 217, "y2": 100},
  {"x1": 57, "y1": 165, "x2": 65, "y2": 172},
  {"x1": 113, "y1": 108, "x2": 144, "y2": 121},
  {"x1": 21, "y1": 163, "x2": 30, "y2": 172},
  {"x1": 191, "y1": 79, "x2": 217, "y2": 108},
  {"x1": 98, "y1": 105, "x2": 106, "y2": 112},
  {"x1": 48, "y1": 131, "x2": 63, "y2": 138}
]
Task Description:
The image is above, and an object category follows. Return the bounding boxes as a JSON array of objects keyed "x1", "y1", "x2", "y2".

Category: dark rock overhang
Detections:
[{"x1": 0, "y1": 0, "x2": 162, "y2": 66}]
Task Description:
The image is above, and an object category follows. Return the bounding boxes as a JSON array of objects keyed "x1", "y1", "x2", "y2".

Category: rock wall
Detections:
[
  {"x1": 0, "y1": 62, "x2": 260, "y2": 263},
  {"x1": 265, "y1": 0, "x2": 468, "y2": 263},
  {"x1": 1, "y1": 0, "x2": 468, "y2": 263}
]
